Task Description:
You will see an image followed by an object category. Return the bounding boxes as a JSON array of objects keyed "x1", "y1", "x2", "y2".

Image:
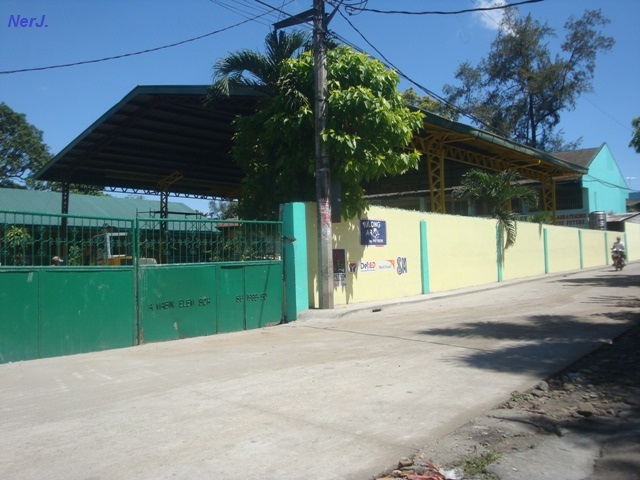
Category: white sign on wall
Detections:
[{"x1": 555, "y1": 209, "x2": 588, "y2": 228}]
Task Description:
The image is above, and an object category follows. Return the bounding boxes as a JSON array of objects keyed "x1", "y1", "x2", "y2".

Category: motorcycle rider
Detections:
[{"x1": 611, "y1": 236, "x2": 626, "y2": 264}]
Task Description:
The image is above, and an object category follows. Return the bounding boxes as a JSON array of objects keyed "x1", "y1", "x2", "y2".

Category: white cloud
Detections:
[{"x1": 473, "y1": 0, "x2": 509, "y2": 31}]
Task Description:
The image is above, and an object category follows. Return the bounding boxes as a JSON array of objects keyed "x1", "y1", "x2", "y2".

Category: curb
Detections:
[{"x1": 296, "y1": 263, "x2": 632, "y2": 322}]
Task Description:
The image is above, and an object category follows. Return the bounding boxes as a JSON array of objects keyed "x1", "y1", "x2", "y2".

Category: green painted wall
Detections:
[
  {"x1": 583, "y1": 144, "x2": 629, "y2": 213},
  {"x1": 139, "y1": 265, "x2": 217, "y2": 342},
  {"x1": 0, "y1": 268, "x2": 135, "y2": 362},
  {"x1": 0, "y1": 271, "x2": 40, "y2": 362},
  {"x1": 40, "y1": 268, "x2": 135, "y2": 358},
  {"x1": 282, "y1": 203, "x2": 309, "y2": 321}
]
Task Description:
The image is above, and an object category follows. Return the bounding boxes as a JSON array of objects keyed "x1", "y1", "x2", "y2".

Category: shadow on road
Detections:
[
  {"x1": 419, "y1": 313, "x2": 640, "y2": 376},
  {"x1": 558, "y1": 273, "x2": 639, "y2": 289},
  {"x1": 585, "y1": 296, "x2": 640, "y2": 310}
]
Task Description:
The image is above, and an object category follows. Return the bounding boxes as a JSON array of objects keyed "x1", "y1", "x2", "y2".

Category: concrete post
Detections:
[{"x1": 282, "y1": 203, "x2": 309, "y2": 321}]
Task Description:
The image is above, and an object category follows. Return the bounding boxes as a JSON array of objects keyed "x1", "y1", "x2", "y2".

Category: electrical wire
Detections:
[
  {"x1": 210, "y1": 0, "x2": 275, "y2": 26},
  {"x1": 0, "y1": 5, "x2": 280, "y2": 75},
  {"x1": 333, "y1": 8, "x2": 510, "y2": 137},
  {"x1": 583, "y1": 175, "x2": 632, "y2": 191},
  {"x1": 344, "y1": 0, "x2": 543, "y2": 16},
  {"x1": 253, "y1": 0, "x2": 295, "y2": 20}
]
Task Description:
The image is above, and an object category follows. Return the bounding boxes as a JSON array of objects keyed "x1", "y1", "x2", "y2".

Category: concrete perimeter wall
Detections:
[
  {"x1": 293, "y1": 203, "x2": 637, "y2": 310},
  {"x1": 626, "y1": 222, "x2": 640, "y2": 262}
]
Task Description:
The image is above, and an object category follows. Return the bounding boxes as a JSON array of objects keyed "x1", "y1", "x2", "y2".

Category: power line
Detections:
[
  {"x1": 0, "y1": 8, "x2": 276, "y2": 75},
  {"x1": 253, "y1": 0, "x2": 296, "y2": 20},
  {"x1": 583, "y1": 175, "x2": 631, "y2": 191},
  {"x1": 212, "y1": 0, "x2": 298, "y2": 26},
  {"x1": 334, "y1": 8, "x2": 509, "y2": 137},
  {"x1": 344, "y1": 0, "x2": 543, "y2": 16},
  {"x1": 583, "y1": 96, "x2": 633, "y2": 133},
  {"x1": 210, "y1": 0, "x2": 275, "y2": 26},
  {"x1": 472, "y1": 0, "x2": 506, "y2": 29}
]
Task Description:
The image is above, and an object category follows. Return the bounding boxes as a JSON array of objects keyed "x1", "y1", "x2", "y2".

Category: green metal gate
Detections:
[{"x1": 0, "y1": 211, "x2": 283, "y2": 363}]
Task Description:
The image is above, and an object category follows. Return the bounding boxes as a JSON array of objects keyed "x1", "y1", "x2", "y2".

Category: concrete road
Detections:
[{"x1": 1, "y1": 264, "x2": 638, "y2": 480}]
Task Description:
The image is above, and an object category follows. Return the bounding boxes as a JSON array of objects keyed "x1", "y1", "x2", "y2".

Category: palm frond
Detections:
[{"x1": 457, "y1": 168, "x2": 540, "y2": 249}]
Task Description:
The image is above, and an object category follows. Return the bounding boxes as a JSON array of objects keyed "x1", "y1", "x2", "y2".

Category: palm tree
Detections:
[
  {"x1": 209, "y1": 30, "x2": 311, "y2": 98},
  {"x1": 454, "y1": 169, "x2": 539, "y2": 249}
]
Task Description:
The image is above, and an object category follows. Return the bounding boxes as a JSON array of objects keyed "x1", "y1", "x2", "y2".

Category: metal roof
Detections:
[
  {"x1": 418, "y1": 110, "x2": 588, "y2": 178},
  {"x1": 553, "y1": 145, "x2": 602, "y2": 169},
  {"x1": 36, "y1": 85, "x2": 586, "y2": 201},
  {"x1": 0, "y1": 188, "x2": 196, "y2": 218},
  {"x1": 36, "y1": 85, "x2": 260, "y2": 198}
]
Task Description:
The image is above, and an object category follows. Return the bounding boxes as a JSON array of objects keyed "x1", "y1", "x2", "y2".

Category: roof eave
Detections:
[
  {"x1": 418, "y1": 109, "x2": 588, "y2": 176},
  {"x1": 34, "y1": 84, "x2": 260, "y2": 181}
]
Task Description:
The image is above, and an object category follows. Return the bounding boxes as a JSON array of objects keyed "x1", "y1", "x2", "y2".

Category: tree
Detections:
[
  {"x1": 631, "y1": 117, "x2": 640, "y2": 154},
  {"x1": 209, "y1": 30, "x2": 311, "y2": 98},
  {"x1": 444, "y1": 9, "x2": 614, "y2": 152},
  {"x1": 402, "y1": 88, "x2": 459, "y2": 121},
  {"x1": 3, "y1": 226, "x2": 31, "y2": 265},
  {"x1": 1, "y1": 103, "x2": 104, "y2": 194},
  {"x1": 209, "y1": 198, "x2": 238, "y2": 219},
  {"x1": 231, "y1": 46, "x2": 424, "y2": 219},
  {"x1": 0, "y1": 102, "x2": 52, "y2": 189},
  {"x1": 453, "y1": 169, "x2": 539, "y2": 249}
]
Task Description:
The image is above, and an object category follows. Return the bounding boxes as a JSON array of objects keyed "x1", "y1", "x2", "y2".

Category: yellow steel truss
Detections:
[{"x1": 412, "y1": 129, "x2": 568, "y2": 221}]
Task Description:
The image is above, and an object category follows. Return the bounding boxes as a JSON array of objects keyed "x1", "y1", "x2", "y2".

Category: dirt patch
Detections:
[{"x1": 376, "y1": 322, "x2": 640, "y2": 480}]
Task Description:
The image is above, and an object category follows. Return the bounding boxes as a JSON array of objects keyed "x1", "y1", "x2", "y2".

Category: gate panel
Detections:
[
  {"x1": 138, "y1": 265, "x2": 217, "y2": 342},
  {"x1": 40, "y1": 269, "x2": 135, "y2": 358},
  {"x1": 244, "y1": 262, "x2": 284, "y2": 330},
  {"x1": 217, "y1": 265, "x2": 246, "y2": 333},
  {"x1": 0, "y1": 271, "x2": 40, "y2": 362}
]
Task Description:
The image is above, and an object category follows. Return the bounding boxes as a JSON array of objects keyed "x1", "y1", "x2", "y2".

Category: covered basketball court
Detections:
[{"x1": 36, "y1": 84, "x2": 586, "y2": 220}]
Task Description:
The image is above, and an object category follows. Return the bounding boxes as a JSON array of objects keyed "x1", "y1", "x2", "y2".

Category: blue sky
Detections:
[{"x1": 1, "y1": 0, "x2": 638, "y2": 212}]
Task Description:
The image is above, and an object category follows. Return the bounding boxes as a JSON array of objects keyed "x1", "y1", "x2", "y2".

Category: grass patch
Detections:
[
  {"x1": 462, "y1": 452, "x2": 501, "y2": 475},
  {"x1": 509, "y1": 390, "x2": 529, "y2": 402}
]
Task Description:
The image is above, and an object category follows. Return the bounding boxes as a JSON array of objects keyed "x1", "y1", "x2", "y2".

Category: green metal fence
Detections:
[
  {"x1": 0, "y1": 210, "x2": 282, "y2": 267},
  {"x1": 1, "y1": 210, "x2": 284, "y2": 363},
  {"x1": 136, "y1": 217, "x2": 282, "y2": 265},
  {"x1": 0, "y1": 210, "x2": 134, "y2": 267}
]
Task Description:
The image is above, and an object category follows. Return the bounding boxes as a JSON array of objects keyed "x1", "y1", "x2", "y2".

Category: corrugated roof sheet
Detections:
[
  {"x1": 0, "y1": 188, "x2": 197, "y2": 219},
  {"x1": 608, "y1": 212, "x2": 640, "y2": 223},
  {"x1": 553, "y1": 146, "x2": 602, "y2": 169}
]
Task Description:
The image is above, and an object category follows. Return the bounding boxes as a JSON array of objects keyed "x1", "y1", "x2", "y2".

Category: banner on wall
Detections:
[
  {"x1": 554, "y1": 209, "x2": 589, "y2": 228},
  {"x1": 360, "y1": 219, "x2": 387, "y2": 246}
]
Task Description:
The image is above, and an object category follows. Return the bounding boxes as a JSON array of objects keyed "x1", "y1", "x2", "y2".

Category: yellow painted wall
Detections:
[
  {"x1": 305, "y1": 203, "x2": 422, "y2": 307},
  {"x1": 545, "y1": 225, "x2": 582, "y2": 273},
  {"x1": 625, "y1": 223, "x2": 640, "y2": 262},
  {"x1": 304, "y1": 203, "x2": 632, "y2": 308},
  {"x1": 423, "y1": 213, "x2": 498, "y2": 292},
  {"x1": 581, "y1": 229, "x2": 607, "y2": 268},
  {"x1": 502, "y1": 222, "x2": 545, "y2": 280}
]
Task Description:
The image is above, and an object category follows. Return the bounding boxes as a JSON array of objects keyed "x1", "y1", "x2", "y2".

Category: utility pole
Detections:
[
  {"x1": 313, "y1": 0, "x2": 334, "y2": 309},
  {"x1": 273, "y1": 0, "x2": 334, "y2": 309}
]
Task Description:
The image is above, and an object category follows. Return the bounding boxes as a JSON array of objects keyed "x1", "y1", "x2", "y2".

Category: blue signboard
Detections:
[{"x1": 360, "y1": 219, "x2": 387, "y2": 246}]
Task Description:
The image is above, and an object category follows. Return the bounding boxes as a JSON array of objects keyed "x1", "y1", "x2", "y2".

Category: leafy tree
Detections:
[
  {"x1": 209, "y1": 198, "x2": 238, "y2": 219},
  {"x1": 1, "y1": 103, "x2": 104, "y2": 194},
  {"x1": 232, "y1": 46, "x2": 424, "y2": 219},
  {"x1": 631, "y1": 117, "x2": 640, "y2": 154},
  {"x1": 209, "y1": 30, "x2": 311, "y2": 98},
  {"x1": 444, "y1": 9, "x2": 614, "y2": 152},
  {"x1": 402, "y1": 88, "x2": 459, "y2": 121},
  {"x1": 453, "y1": 169, "x2": 539, "y2": 249},
  {"x1": 0, "y1": 102, "x2": 52, "y2": 189},
  {"x1": 3, "y1": 226, "x2": 32, "y2": 265}
]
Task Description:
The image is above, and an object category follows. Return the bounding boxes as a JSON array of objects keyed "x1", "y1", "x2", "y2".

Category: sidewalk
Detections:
[{"x1": 1, "y1": 264, "x2": 638, "y2": 480}]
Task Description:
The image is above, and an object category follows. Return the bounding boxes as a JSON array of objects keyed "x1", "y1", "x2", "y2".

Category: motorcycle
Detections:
[{"x1": 612, "y1": 249, "x2": 625, "y2": 271}]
